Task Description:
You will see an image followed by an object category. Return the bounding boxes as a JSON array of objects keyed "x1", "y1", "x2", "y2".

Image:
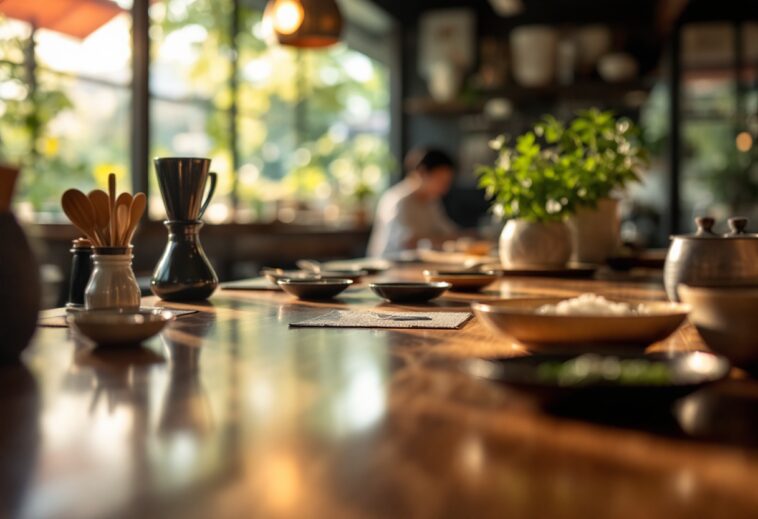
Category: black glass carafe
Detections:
[{"x1": 151, "y1": 158, "x2": 218, "y2": 302}]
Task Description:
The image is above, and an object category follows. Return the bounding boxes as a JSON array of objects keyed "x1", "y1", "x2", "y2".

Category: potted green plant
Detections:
[
  {"x1": 479, "y1": 109, "x2": 647, "y2": 267},
  {"x1": 478, "y1": 131, "x2": 576, "y2": 267},
  {"x1": 537, "y1": 109, "x2": 647, "y2": 263}
]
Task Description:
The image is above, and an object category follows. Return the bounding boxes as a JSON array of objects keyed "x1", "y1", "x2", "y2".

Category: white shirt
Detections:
[{"x1": 367, "y1": 179, "x2": 457, "y2": 257}]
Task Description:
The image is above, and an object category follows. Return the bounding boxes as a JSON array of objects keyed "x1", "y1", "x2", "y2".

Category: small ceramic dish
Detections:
[
  {"x1": 463, "y1": 351, "x2": 729, "y2": 409},
  {"x1": 277, "y1": 278, "x2": 353, "y2": 300},
  {"x1": 320, "y1": 259, "x2": 392, "y2": 275},
  {"x1": 261, "y1": 268, "x2": 319, "y2": 286},
  {"x1": 369, "y1": 282, "x2": 451, "y2": 303},
  {"x1": 317, "y1": 270, "x2": 369, "y2": 283},
  {"x1": 679, "y1": 284, "x2": 758, "y2": 373},
  {"x1": 423, "y1": 270, "x2": 497, "y2": 292},
  {"x1": 485, "y1": 264, "x2": 597, "y2": 279},
  {"x1": 70, "y1": 309, "x2": 173, "y2": 346},
  {"x1": 472, "y1": 297, "x2": 690, "y2": 352}
]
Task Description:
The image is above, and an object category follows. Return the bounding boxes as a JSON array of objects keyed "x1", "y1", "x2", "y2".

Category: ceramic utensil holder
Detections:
[{"x1": 84, "y1": 247, "x2": 140, "y2": 311}]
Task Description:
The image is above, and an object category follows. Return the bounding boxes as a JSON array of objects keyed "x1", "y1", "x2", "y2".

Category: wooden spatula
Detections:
[{"x1": 61, "y1": 189, "x2": 101, "y2": 246}]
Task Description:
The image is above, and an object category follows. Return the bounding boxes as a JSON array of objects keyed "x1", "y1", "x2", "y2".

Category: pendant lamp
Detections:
[{"x1": 263, "y1": 0, "x2": 343, "y2": 48}]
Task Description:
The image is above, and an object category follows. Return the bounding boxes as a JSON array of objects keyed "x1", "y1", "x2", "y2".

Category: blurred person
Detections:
[{"x1": 368, "y1": 147, "x2": 458, "y2": 257}]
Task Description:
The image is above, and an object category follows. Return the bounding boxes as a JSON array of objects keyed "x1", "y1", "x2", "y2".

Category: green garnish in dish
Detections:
[{"x1": 535, "y1": 354, "x2": 673, "y2": 386}]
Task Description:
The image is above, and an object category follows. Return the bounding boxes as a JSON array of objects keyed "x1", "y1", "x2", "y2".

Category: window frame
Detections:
[{"x1": 131, "y1": 0, "x2": 398, "y2": 222}]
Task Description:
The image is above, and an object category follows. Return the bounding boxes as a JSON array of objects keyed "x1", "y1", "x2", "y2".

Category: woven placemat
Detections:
[{"x1": 290, "y1": 310, "x2": 472, "y2": 330}]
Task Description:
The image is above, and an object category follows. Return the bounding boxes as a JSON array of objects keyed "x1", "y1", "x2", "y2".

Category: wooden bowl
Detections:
[
  {"x1": 679, "y1": 285, "x2": 758, "y2": 372},
  {"x1": 472, "y1": 297, "x2": 690, "y2": 352}
]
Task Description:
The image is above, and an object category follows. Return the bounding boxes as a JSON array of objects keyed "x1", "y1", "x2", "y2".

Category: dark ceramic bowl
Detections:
[
  {"x1": 317, "y1": 270, "x2": 369, "y2": 283},
  {"x1": 423, "y1": 270, "x2": 498, "y2": 292},
  {"x1": 369, "y1": 282, "x2": 451, "y2": 303},
  {"x1": 261, "y1": 268, "x2": 320, "y2": 286},
  {"x1": 277, "y1": 278, "x2": 353, "y2": 300},
  {"x1": 463, "y1": 352, "x2": 729, "y2": 411}
]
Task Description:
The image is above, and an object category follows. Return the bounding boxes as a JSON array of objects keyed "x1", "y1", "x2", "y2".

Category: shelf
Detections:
[
  {"x1": 403, "y1": 97, "x2": 484, "y2": 116},
  {"x1": 404, "y1": 79, "x2": 655, "y2": 117}
]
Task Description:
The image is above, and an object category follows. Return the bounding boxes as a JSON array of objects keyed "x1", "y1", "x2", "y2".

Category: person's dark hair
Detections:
[{"x1": 404, "y1": 147, "x2": 455, "y2": 176}]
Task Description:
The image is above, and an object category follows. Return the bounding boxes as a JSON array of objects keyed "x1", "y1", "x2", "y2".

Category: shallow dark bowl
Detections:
[
  {"x1": 423, "y1": 270, "x2": 497, "y2": 292},
  {"x1": 369, "y1": 282, "x2": 452, "y2": 303},
  {"x1": 486, "y1": 264, "x2": 597, "y2": 279},
  {"x1": 463, "y1": 352, "x2": 730, "y2": 411},
  {"x1": 277, "y1": 278, "x2": 353, "y2": 300},
  {"x1": 261, "y1": 268, "x2": 319, "y2": 286},
  {"x1": 317, "y1": 270, "x2": 369, "y2": 283}
]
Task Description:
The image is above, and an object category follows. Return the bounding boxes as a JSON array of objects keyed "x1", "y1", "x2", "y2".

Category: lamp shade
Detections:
[{"x1": 264, "y1": 0, "x2": 343, "y2": 48}]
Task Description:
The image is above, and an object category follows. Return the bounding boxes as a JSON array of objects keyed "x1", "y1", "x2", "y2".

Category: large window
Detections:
[
  {"x1": 630, "y1": 22, "x2": 757, "y2": 246},
  {"x1": 0, "y1": 2, "x2": 132, "y2": 219},
  {"x1": 0, "y1": 0, "x2": 392, "y2": 224}
]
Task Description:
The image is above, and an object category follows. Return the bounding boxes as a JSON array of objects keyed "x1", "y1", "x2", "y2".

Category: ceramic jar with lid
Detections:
[{"x1": 664, "y1": 216, "x2": 758, "y2": 301}]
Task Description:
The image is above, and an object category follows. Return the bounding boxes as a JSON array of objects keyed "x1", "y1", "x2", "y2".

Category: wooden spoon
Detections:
[
  {"x1": 61, "y1": 189, "x2": 101, "y2": 246},
  {"x1": 122, "y1": 192, "x2": 146, "y2": 246},
  {"x1": 114, "y1": 192, "x2": 132, "y2": 246},
  {"x1": 0, "y1": 165, "x2": 19, "y2": 212},
  {"x1": 88, "y1": 189, "x2": 111, "y2": 245},
  {"x1": 108, "y1": 173, "x2": 116, "y2": 246},
  {"x1": 115, "y1": 204, "x2": 129, "y2": 247}
]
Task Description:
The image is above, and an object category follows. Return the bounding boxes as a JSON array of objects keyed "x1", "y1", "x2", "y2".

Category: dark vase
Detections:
[
  {"x1": 0, "y1": 212, "x2": 40, "y2": 361},
  {"x1": 151, "y1": 220, "x2": 218, "y2": 302}
]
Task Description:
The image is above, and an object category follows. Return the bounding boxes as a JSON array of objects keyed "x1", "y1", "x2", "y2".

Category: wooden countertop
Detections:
[{"x1": 4, "y1": 268, "x2": 758, "y2": 518}]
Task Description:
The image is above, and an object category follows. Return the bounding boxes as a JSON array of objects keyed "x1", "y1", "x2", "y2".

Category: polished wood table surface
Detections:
[{"x1": 4, "y1": 268, "x2": 758, "y2": 519}]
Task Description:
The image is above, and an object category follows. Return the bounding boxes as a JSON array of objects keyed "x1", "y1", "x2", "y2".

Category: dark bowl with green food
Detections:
[{"x1": 463, "y1": 352, "x2": 730, "y2": 412}]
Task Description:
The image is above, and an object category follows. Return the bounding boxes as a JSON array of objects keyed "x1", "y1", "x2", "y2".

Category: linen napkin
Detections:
[
  {"x1": 38, "y1": 307, "x2": 198, "y2": 328},
  {"x1": 290, "y1": 310, "x2": 472, "y2": 330}
]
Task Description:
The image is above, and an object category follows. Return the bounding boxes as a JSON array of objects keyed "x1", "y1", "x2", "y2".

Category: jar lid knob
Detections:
[
  {"x1": 695, "y1": 216, "x2": 715, "y2": 235},
  {"x1": 728, "y1": 217, "x2": 748, "y2": 235}
]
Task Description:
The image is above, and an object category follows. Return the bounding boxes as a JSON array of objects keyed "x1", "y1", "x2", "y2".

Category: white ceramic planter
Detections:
[
  {"x1": 85, "y1": 250, "x2": 141, "y2": 311},
  {"x1": 500, "y1": 219, "x2": 572, "y2": 268},
  {"x1": 567, "y1": 198, "x2": 620, "y2": 264}
]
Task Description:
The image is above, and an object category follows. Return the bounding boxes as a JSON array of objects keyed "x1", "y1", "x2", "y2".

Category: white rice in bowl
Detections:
[{"x1": 535, "y1": 293, "x2": 651, "y2": 316}]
